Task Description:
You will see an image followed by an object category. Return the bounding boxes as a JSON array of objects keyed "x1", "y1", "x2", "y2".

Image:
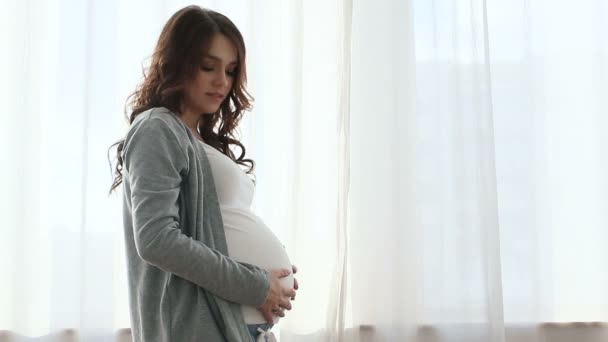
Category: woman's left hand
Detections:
[{"x1": 291, "y1": 264, "x2": 299, "y2": 300}]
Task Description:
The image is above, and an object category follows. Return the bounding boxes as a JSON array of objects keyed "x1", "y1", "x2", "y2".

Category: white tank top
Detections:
[{"x1": 199, "y1": 140, "x2": 294, "y2": 324}]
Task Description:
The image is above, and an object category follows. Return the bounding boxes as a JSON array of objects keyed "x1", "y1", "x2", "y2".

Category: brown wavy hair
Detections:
[{"x1": 109, "y1": 5, "x2": 255, "y2": 193}]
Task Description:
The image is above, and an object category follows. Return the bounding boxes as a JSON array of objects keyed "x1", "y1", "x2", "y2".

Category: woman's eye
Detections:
[
  {"x1": 201, "y1": 66, "x2": 213, "y2": 72},
  {"x1": 226, "y1": 70, "x2": 236, "y2": 77}
]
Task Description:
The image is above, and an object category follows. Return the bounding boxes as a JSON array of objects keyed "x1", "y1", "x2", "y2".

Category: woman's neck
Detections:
[{"x1": 178, "y1": 108, "x2": 204, "y2": 140}]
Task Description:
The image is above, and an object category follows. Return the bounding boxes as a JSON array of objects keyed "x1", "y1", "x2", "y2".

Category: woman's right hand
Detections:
[{"x1": 258, "y1": 268, "x2": 296, "y2": 323}]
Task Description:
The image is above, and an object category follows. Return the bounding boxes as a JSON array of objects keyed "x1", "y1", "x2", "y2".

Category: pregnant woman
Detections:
[{"x1": 109, "y1": 6, "x2": 297, "y2": 342}]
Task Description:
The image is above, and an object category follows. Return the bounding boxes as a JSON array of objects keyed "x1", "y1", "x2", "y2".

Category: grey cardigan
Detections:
[{"x1": 122, "y1": 107, "x2": 270, "y2": 341}]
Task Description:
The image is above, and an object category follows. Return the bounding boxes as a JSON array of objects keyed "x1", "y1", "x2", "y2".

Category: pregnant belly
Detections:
[{"x1": 221, "y1": 207, "x2": 294, "y2": 324}]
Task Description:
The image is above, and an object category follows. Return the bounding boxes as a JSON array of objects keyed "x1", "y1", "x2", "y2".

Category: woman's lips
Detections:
[{"x1": 206, "y1": 92, "x2": 224, "y2": 101}]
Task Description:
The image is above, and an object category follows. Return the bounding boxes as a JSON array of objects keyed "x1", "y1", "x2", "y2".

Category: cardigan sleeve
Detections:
[{"x1": 123, "y1": 115, "x2": 271, "y2": 307}]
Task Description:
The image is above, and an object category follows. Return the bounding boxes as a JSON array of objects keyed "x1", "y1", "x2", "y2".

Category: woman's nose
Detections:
[{"x1": 214, "y1": 71, "x2": 228, "y2": 87}]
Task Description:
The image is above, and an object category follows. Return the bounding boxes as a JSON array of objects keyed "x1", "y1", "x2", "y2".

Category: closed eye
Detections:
[{"x1": 200, "y1": 65, "x2": 236, "y2": 77}]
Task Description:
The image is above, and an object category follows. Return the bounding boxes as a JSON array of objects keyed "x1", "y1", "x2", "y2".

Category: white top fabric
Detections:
[{"x1": 199, "y1": 141, "x2": 294, "y2": 324}]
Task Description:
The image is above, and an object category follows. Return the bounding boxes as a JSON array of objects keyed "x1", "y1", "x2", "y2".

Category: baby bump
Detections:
[
  {"x1": 221, "y1": 208, "x2": 294, "y2": 283},
  {"x1": 221, "y1": 208, "x2": 295, "y2": 324}
]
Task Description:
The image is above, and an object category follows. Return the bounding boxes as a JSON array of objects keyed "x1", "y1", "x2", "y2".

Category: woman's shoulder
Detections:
[
  {"x1": 127, "y1": 108, "x2": 192, "y2": 140},
  {"x1": 123, "y1": 107, "x2": 194, "y2": 156},
  {"x1": 132, "y1": 107, "x2": 186, "y2": 132}
]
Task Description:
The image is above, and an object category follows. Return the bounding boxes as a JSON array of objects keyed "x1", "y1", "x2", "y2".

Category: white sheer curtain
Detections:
[{"x1": 1, "y1": 0, "x2": 607, "y2": 341}]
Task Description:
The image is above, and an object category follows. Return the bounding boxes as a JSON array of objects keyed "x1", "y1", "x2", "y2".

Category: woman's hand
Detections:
[
  {"x1": 291, "y1": 264, "x2": 299, "y2": 300},
  {"x1": 258, "y1": 268, "x2": 296, "y2": 323}
]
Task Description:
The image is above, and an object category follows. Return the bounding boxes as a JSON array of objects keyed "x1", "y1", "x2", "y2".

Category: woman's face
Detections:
[{"x1": 183, "y1": 33, "x2": 238, "y2": 115}]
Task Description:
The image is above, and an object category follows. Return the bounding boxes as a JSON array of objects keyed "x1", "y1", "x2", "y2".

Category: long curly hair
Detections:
[{"x1": 109, "y1": 6, "x2": 255, "y2": 193}]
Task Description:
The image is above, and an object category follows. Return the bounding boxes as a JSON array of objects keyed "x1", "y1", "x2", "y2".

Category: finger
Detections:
[
  {"x1": 292, "y1": 264, "x2": 298, "y2": 274},
  {"x1": 283, "y1": 287, "x2": 297, "y2": 298},
  {"x1": 280, "y1": 299, "x2": 292, "y2": 311},
  {"x1": 280, "y1": 268, "x2": 292, "y2": 278},
  {"x1": 273, "y1": 268, "x2": 291, "y2": 278},
  {"x1": 262, "y1": 309, "x2": 274, "y2": 323},
  {"x1": 293, "y1": 277, "x2": 299, "y2": 291},
  {"x1": 275, "y1": 309, "x2": 285, "y2": 318}
]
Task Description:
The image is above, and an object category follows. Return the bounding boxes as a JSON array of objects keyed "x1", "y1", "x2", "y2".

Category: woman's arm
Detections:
[{"x1": 123, "y1": 115, "x2": 270, "y2": 306}]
